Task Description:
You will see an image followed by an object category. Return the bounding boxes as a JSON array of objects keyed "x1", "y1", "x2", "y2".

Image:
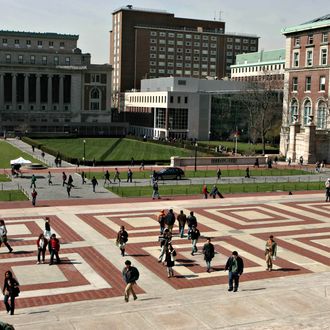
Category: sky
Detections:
[{"x1": 0, "y1": 0, "x2": 328, "y2": 64}]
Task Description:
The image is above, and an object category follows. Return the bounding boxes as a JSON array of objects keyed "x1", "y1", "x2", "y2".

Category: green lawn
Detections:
[
  {"x1": 0, "y1": 141, "x2": 42, "y2": 168},
  {"x1": 0, "y1": 174, "x2": 10, "y2": 182},
  {"x1": 108, "y1": 181, "x2": 324, "y2": 198},
  {"x1": 34, "y1": 138, "x2": 196, "y2": 161},
  {"x1": 0, "y1": 190, "x2": 28, "y2": 201},
  {"x1": 80, "y1": 168, "x2": 309, "y2": 180},
  {"x1": 200, "y1": 141, "x2": 278, "y2": 154}
]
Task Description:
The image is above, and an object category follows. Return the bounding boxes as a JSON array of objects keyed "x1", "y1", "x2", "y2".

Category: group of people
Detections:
[{"x1": 202, "y1": 184, "x2": 224, "y2": 199}]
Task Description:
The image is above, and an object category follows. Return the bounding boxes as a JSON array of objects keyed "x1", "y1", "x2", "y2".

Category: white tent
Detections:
[{"x1": 10, "y1": 157, "x2": 32, "y2": 165}]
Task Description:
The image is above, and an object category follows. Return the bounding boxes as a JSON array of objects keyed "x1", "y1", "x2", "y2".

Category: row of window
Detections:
[
  {"x1": 289, "y1": 99, "x2": 327, "y2": 128},
  {"x1": 150, "y1": 60, "x2": 216, "y2": 67},
  {"x1": 227, "y1": 44, "x2": 257, "y2": 51},
  {"x1": 129, "y1": 95, "x2": 167, "y2": 104},
  {"x1": 1, "y1": 38, "x2": 65, "y2": 48},
  {"x1": 291, "y1": 76, "x2": 326, "y2": 92},
  {"x1": 234, "y1": 74, "x2": 284, "y2": 82},
  {"x1": 292, "y1": 48, "x2": 327, "y2": 67},
  {"x1": 150, "y1": 31, "x2": 218, "y2": 41},
  {"x1": 150, "y1": 47, "x2": 218, "y2": 57},
  {"x1": 227, "y1": 37, "x2": 257, "y2": 44},
  {"x1": 232, "y1": 63, "x2": 285, "y2": 74},
  {"x1": 294, "y1": 32, "x2": 328, "y2": 47},
  {"x1": 149, "y1": 69, "x2": 215, "y2": 76},
  {"x1": 3, "y1": 54, "x2": 71, "y2": 65},
  {"x1": 150, "y1": 38, "x2": 217, "y2": 48}
]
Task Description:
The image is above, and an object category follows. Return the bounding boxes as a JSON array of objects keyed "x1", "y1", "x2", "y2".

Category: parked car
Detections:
[{"x1": 153, "y1": 167, "x2": 185, "y2": 180}]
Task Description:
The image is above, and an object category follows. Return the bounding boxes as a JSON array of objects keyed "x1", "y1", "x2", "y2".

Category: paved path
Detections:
[{"x1": 0, "y1": 193, "x2": 329, "y2": 328}]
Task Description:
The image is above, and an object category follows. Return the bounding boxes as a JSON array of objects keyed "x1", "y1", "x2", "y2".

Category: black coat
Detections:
[
  {"x1": 225, "y1": 256, "x2": 244, "y2": 275},
  {"x1": 203, "y1": 243, "x2": 215, "y2": 261}
]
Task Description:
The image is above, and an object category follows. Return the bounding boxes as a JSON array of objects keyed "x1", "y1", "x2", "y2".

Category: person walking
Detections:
[
  {"x1": 265, "y1": 235, "x2": 277, "y2": 271},
  {"x1": 165, "y1": 209, "x2": 176, "y2": 233},
  {"x1": 67, "y1": 175, "x2": 74, "y2": 187},
  {"x1": 2, "y1": 271, "x2": 19, "y2": 315},
  {"x1": 0, "y1": 220, "x2": 13, "y2": 253},
  {"x1": 152, "y1": 181, "x2": 160, "y2": 200},
  {"x1": 164, "y1": 243, "x2": 176, "y2": 278},
  {"x1": 104, "y1": 170, "x2": 112, "y2": 185},
  {"x1": 245, "y1": 167, "x2": 250, "y2": 178},
  {"x1": 113, "y1": 168, "x2": 121, "y2": 182},
  {"x1": 190, "y1": 225, "x2": 200, "y2": 256},
  {"x1": 49, "y1": 234, "x2": 60, "y2": 265},
  {"x1": 116, "y1": 226, "x2": 128, "y2": 256},
  {"x1": 225, "y1": 251, "x2": 244, "y2": 292},
  {"x1": 202, "y1": 184, "x2": 209, "y2": 199},
  {"x1": 158, "y1": 209, "x2": 166, "y2": 235},
  {"x1": 66, "y1": 182, "x2": 72, "y2": 197},
  {"x1": 217, "y1": 168, "x2": 222, "y2": 180},
  {"x1": 203, "y1": 237, "x2": 215, "y2": 272},
  {"x1": 30, "y1": 174, "x2": 37, "y2": 188},
  {"x1": 62, "y1": 172, "x2": 67, "y2": 187},
  {"x1": 127, "y1": 168, "x2": 133, "y2": 183},
  {"x1": 209, "y1": 185, "x2": 224, "y2": 199},
  {"x1": 31, "y1": 188, "x2": 38, "y2": 206},
  {"x1": 47, "y1": 171, "x2": 53, "y2": 185},
  {"x1": 122, "y1": 260, "x2": 139, "y2": 302},
  {"x1": 187, "y1": 211, "x2": 197, "y2": 239},
  {"x1": 81, "y1": 171, "x2": 86, "y2": 184},
  {"x1": 158, "y1": 229, "x2": 172, "y2": 262},
  {"x1": 139, "y1": 160, "x2": 145, "y2": 170},
  {"x1": 37, "y1": 233, "x2": 48, "y2": 264},
  {"x1": 325, "y1": 178, "x2": 330, "y2": 202},
  {"x1": 44, "y1": 217, "x2": 51, "y2": 238},
  {"x1": 177, "y1": 210, "x2": 187, "y2": 238},
  {"x1": 91, "y1": 176, "x2": 98, "y2": 193}
]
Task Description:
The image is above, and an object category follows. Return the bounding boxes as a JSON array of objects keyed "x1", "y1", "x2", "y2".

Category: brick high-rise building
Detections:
[
  {"x1": 280, "y1": 15, "x2": 330, "y2": 163},
  {"x1": 110, "y1": 5, "x2": 259, "y2": 99}
]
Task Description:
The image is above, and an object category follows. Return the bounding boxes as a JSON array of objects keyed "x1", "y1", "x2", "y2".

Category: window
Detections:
[
  {"x1": 18, "y1": 55, "x2": 23, "y2": 64},
  {"x1": 2, "y1": 38, "x2": 7, "y2": 44},
  {"x1": 168, "y1": 33, "x2": 175, "y2": 38},
  {"x1": 5, "y1": 54, "x2": 11, "y2": 63},
  {"x1": 320, "y1": 48, "x2": 327, "y2": 65},
  {"x1": 322, "y1": 32, "x2": 328, "y2": 43},
  {"x1": 184, "y1": 96, "x2": 188, "y2": 103},
  {"x1": 290, "y1": 99, "x2": 298, "y2": 123},
  {"x1": 42, "y1": 56, "x2": 47, "y2": 65},
  {"x1": 30, "y1": 55, "x2": 35, "y2": 64},
  {"x1": 150, "y1": 31, "x2": 157, "y2": 36},
  {"x1": 319, "y1": 76, "x2": 326, "y2": 91},
  {"x1": 159, "y1": 39, "x2": 166, "y2": 44},
  {"x1": 306, "y1": 50, "x2": 313, "y2": 66},
  {"x1": 293, "y1": 52, "x2": 299, "y2": 67},
  {"x1": 49, "y1": 41, "x2": 54, "y2": 47},
  {"x1": 307, "y1": 34, "x2": 313, "y2": 44},
  {"x1": 150, "y1": 39, "x2": 156, "y2": 44},
  {"x1": 305, "y1": 77, "x2": 311, "y2": 91},
  {"x1": 317, "y1": 101, "x2": 327, "y2": 128},
  {"x1": 227, "y1": 37, "x2": 233, "y2": 42},
  {"x1": 227, "y1": 44, "x2": 233, "y2": 50},
  {"x1": 14, "y1": 39, "x2": 19, "y2": 45},
  {"x1": 54, "y1": 56, "x2": 59, "y2": 65},
  {"x1": 37, "y1": 40, "x2": 43, "y2": 47},
  {"x1": 303, "y1": 100, "x2": 312, "y2": 126},
  {"x1": 235, "y1": 38, "x2": 241, "y2": 43},
  {"x1": 292, "y1": 77, "x2": 298, "y2": 91},
  {"x1": 177, "y1": 96, "x2": 181, "y2": 103},
  {"x1": 294, "y1": 37, "x2": 300, "y2": 47},
  {"x1": 159, "y1": 32, "x2": 166, "y2": 37},
  {"x1": 65, "y1": 57, "x2": 70, "y2": 65},
  {"x1": 91, "y1": 74, "x2": 100, "y2": 83},
  {"x1": 194, "y1": 35, "x2": 200, "y2": 40},
  {"x1": 60, "y1": 41, "x2": 65, "y2": 48},
  {"x1": 170, "y1": 96, "x2": 174, "y2": 103},
  {"x1": 177, "y1": 40, "x2": 183, "y2": 46},
  {"x1": 185, "y1": 34, "x2": 192, "y2": 39},
  {"x1": 90, "y1": 88, "x2": 101, "y2": 110},
  {"x1": 177, "y1": 34, "x2": 183, "y2": 38},
  {"x1": 26, "y1": 40, "x2": 31, "y2": 46}
]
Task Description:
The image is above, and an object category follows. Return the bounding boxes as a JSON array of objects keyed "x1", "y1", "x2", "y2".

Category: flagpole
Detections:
[{"x1": 235, "y1": 126, "x2": 238, "y2": 155}]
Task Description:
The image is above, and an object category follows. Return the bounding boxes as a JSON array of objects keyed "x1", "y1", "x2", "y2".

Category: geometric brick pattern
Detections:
[{"x1": 1, "y1": 199, "x2": 330, "y2": 310}]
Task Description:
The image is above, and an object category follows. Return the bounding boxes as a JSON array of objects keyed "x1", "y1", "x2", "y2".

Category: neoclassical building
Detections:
[
  {"x1": 280, "y1": 15, "x2": 330, "y2": 163},
  {"x1": 0, "y1": 30, "x2": 116, "y2": 136}
]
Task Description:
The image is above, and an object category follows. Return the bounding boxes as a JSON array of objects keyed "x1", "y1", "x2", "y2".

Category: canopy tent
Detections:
[{"x1": 10, "y1": 157, "x2": 32, "y2": 165}]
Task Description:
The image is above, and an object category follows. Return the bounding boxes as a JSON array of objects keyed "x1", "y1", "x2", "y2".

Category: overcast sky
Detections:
[{"x1": 1, "y1": 0, "x2": 328, "y2": 64}]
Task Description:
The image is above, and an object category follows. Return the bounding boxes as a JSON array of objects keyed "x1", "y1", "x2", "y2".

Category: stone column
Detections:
[
  {"x1": 47, "y1": 75, "x2": 52, "y2": 110},
  {"x1": 287, "y1": 115, "x2": 301, "y2": 162},
  {"x1": 303, "y1": 116, "x2": 316, "y2": 164},
  {"x1": 12, "y1": 73, "x2": 17, "y2": 110},
  {"x1": 36, "y1": 74, "x2": 41, "y2": 110},
  {"x1": 24, "y1": 73, "x2": 29, "y2": 110},
  {"x1": 59, "y1": 75, "x2": 64, "y2": 110},
  {"x1": 0, "y1": 73, "x2": 4, "y2": 110}
]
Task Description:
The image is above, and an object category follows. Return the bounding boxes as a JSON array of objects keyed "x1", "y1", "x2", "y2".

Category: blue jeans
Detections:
[
  {"x1": 179, "y1": 225, "x2": 185, "y2": 238},
  {"x1": 4, "y1": 293, "x2": 15, "y2": 314},
  {"x1": 206, "y1": 260, "x2": 211, "y2": 270},
  {"x1": 192, "y1": 239, "x2": 198, "y2": 253},
  {"x1": 228, "y1": 271, "x2": 240, "y2": 289}
]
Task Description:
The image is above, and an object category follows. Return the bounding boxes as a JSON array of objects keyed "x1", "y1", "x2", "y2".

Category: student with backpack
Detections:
[{"x1": 122, "y1": 260, "x2": 139, "y2": 302}]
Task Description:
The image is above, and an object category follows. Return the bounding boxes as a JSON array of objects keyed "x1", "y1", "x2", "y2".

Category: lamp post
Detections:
[
  {"x1": 194, "y1": 142, "x2": 198, "y2": 172},
  {"x1": 83, "y1": 139, "x2": 86, "y2": 164}
]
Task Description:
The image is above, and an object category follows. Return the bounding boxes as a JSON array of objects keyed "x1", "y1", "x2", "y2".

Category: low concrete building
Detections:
[{"x1": 124, "y1": 77, "x2": 246, "y2": 140}]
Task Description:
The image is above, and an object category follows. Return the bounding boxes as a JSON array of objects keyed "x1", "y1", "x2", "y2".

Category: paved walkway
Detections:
[{"x1": 0, "y1": 193, "x2": 329, "y2": 329}]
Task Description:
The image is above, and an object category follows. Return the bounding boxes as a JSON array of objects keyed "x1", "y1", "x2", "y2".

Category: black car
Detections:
[{"x1": 153, "y1": 167, "x2": 185, "y2": 180}]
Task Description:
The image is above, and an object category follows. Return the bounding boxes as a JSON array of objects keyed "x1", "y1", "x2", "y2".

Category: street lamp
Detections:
[
  {"x1": 194, "y1": 142, "x2": 198, "y2": 172},
  {"x1": 83, "y1": 139, "x2": 86, "y2": 163}
]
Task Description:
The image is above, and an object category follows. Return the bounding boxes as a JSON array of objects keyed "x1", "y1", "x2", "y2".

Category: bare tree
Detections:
[{"x1": 238, "y1": 72, "x2": 283, "y2": 154}]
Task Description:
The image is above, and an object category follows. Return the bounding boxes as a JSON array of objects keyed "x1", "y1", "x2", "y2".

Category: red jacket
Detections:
[{"x1": 49, "y1": 238, "x2": 60, "y2": 251}]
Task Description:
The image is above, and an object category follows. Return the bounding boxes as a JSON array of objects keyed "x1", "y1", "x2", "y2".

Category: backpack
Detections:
[{"x1": 132, "y1": 266, "x2": 139, "y2": 281}]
